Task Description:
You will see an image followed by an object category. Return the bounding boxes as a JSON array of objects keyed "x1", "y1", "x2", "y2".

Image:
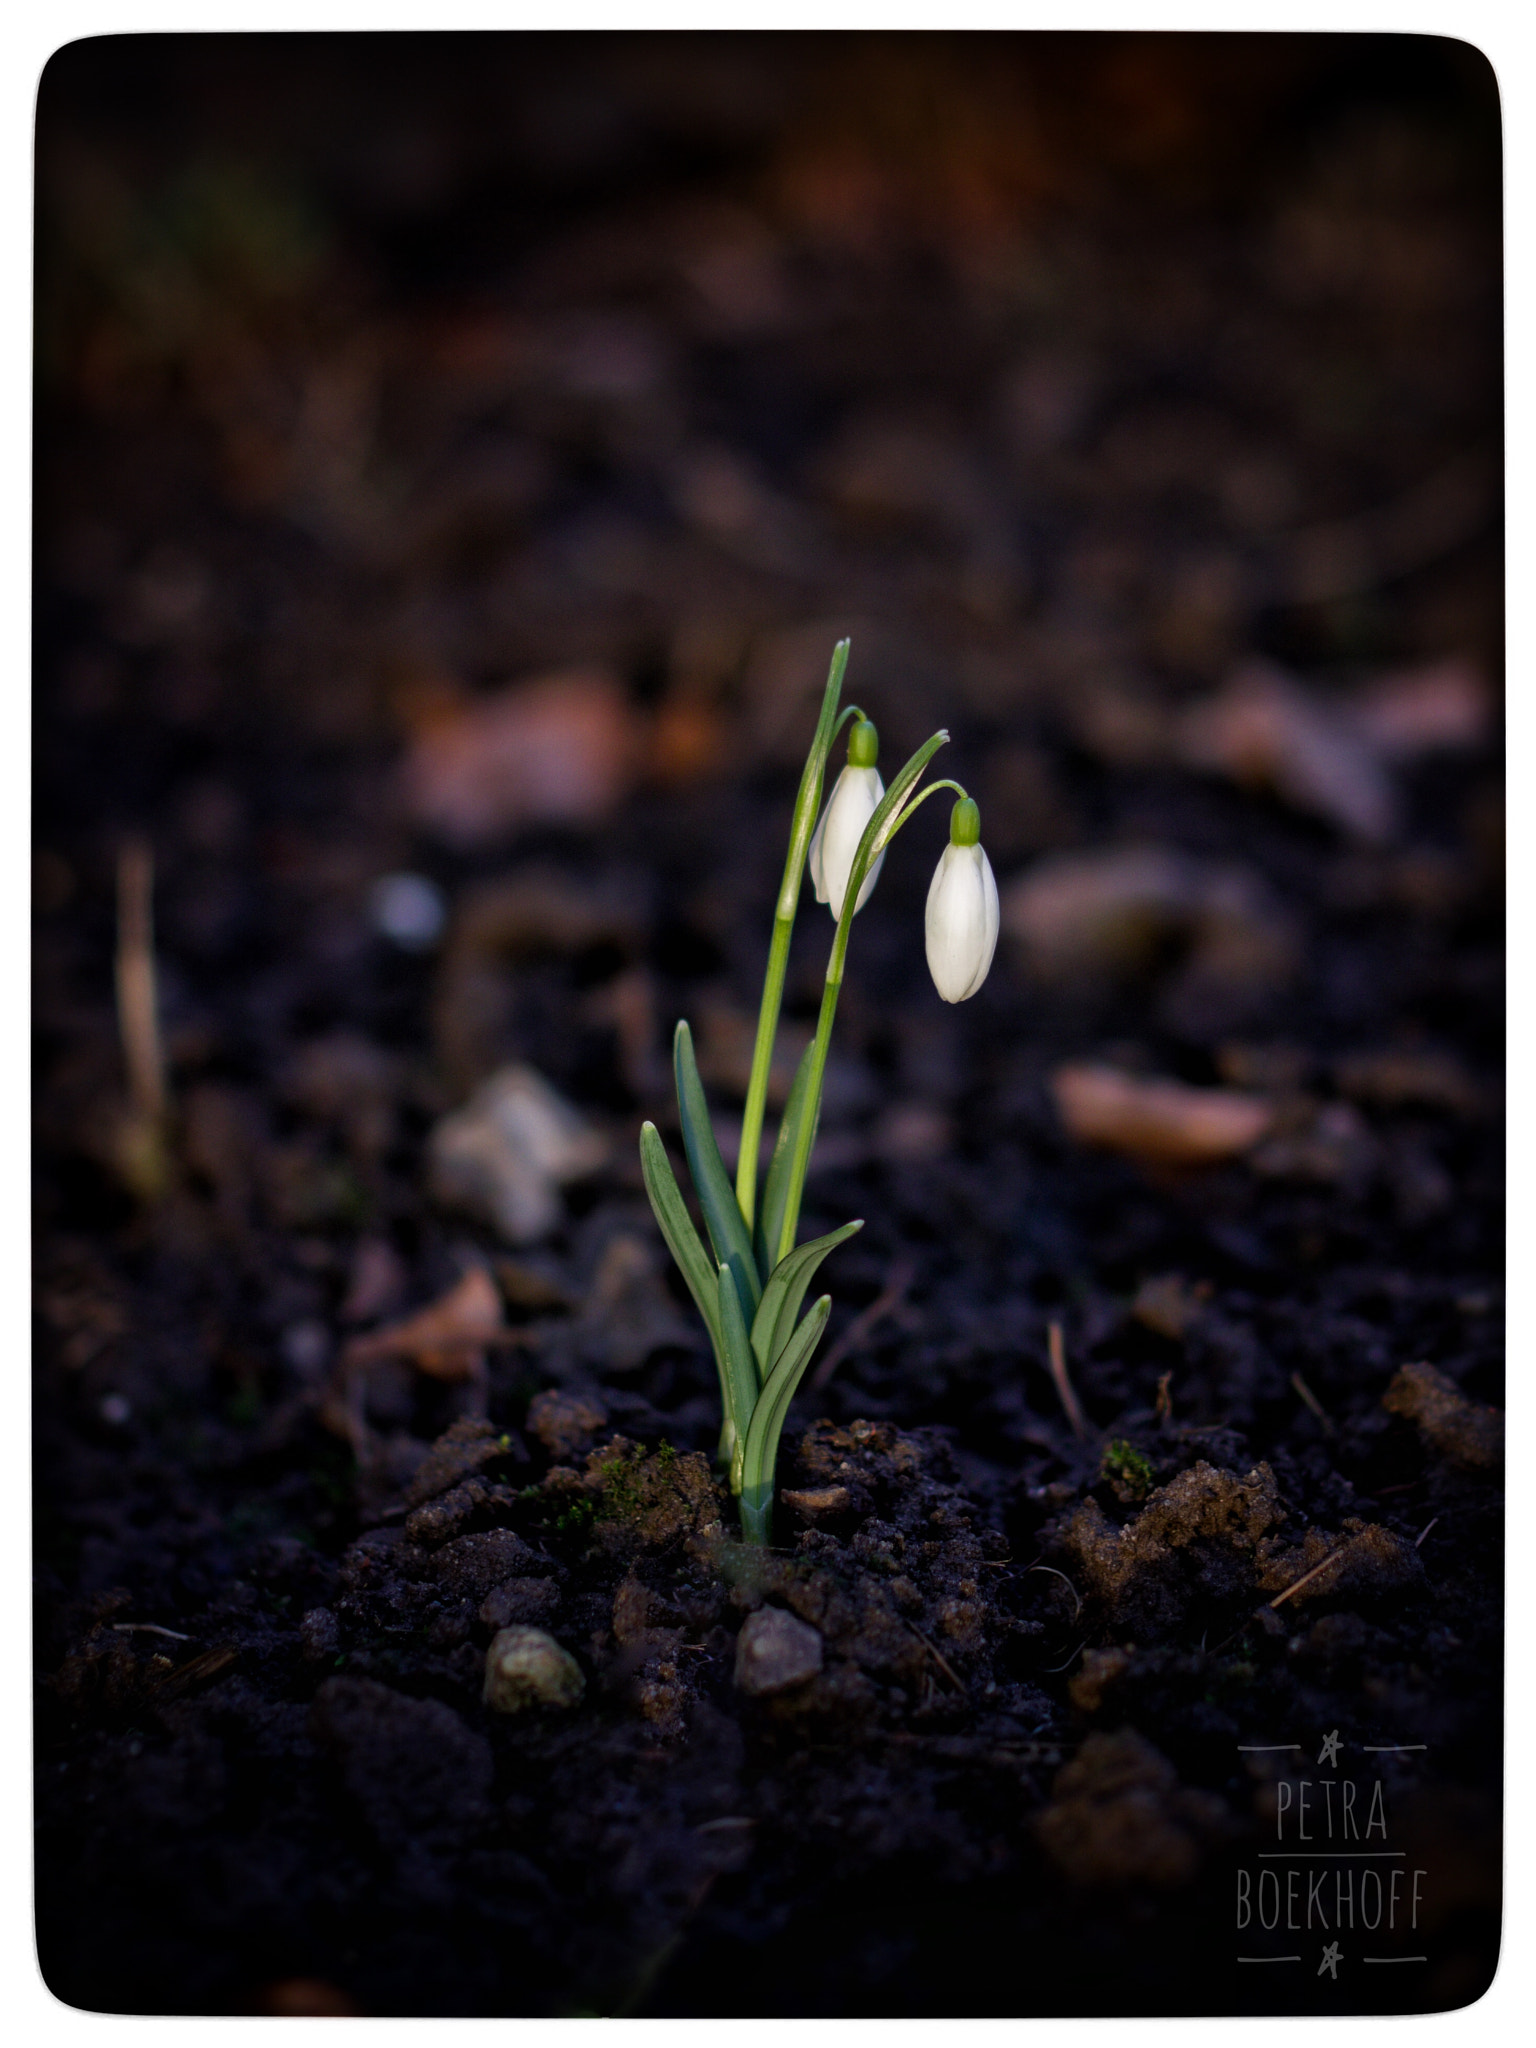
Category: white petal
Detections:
[
  {"x1": 819, "y1": 765, "x2": 884, "y2": 919},
  {"x1": 925, "y1": 842, "x2": 995, "y2": 1002},
  {"x1": 960, "y1": 846, "x2": 1000, "y2": 999},
  {"x1": 808, "y1": 802, "x2": 830, "y2": 903}
]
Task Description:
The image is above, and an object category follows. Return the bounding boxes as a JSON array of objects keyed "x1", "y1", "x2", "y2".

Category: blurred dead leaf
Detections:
[
  {"x1": 342, "y1": 1266, "x2": 510, "y2": 1382},
  {"x1": 1051, "y1": 1063, "x2": 1273, "y2": 1166},
  {"x1": 402, "y1": 668, "x2": 640, "y2": 845},
  {"x1": 1175, "y1": 661, "x2": 1397, "y2": 842}
]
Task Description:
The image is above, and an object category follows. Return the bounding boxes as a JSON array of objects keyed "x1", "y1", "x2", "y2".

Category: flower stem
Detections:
[
  {"x1": 735, "y1": 640, "x2": 854, "y2": 1229},
  {"x1": 773, "y1": 730, "x2": 950, "y2": 1263}
]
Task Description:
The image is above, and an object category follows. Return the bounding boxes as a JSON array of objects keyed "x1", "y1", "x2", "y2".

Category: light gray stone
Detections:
[
  {"x1": 733, "y1": 1606, "x2": 823, "y2": 1696},
  {"x1": 483, "y1": 1626, "x2": 585, "y2": 1713}
]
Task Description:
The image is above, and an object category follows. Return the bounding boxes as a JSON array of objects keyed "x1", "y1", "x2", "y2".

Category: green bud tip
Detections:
[
  {"x1": 949, "y1": 795, "x2": 981, "y2": 847},
  {"x1": 847, "y1": 719, "x2": 879, "y2": 769}
]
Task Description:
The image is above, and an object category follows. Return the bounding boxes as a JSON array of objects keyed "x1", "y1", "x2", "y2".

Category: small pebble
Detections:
[
  {"x1": 281, "y1": 1319, "x2": 331, "y2": 1378},
  {"x1": 483, "y1": 1626, "x2": 586, "y2": 1714},
  {"x1": 98, "y1": 1393, "x2": 132, "y2": 1427},
  {"x1": 733, "y1": 1606, "x2": 823, "y2": 1696},
  {"x1": 370, "y1": 871, "x2": 447, "y2": 951}
]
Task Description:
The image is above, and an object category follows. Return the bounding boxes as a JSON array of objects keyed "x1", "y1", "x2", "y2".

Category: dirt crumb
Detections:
[
  {"x1": 1036, "y1": 1729, "x2": 1229, "y2": 1887},
  {"x1": 1257, "y1": 1519, "x2": 1426, "y2": 1605},
  {"x1": 1069, "y1": 1645, "x2": 1134, "y2": 1714},
  {"x1": 1383, "y1": 1361, "x2": 1504, "y2": 1472},
  {"x1": 584, "y1": 1439, "x2": 723, "y2": 1551},
  {"x1": 527, "y1": 1388, "x2": 609, "y2": 1460},
  {"x1": 1056, "y1": 1460, "x2": 1284, "y2": 1628},
  {"x1": 399, "y1": 1416, "x2": 516, "y2": 1509},
  {"x1": 310, "y1": 1677, "x2": 494, "y2": 1850}
]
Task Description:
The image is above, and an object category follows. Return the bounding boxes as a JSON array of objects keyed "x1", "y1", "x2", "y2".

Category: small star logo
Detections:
[
  {"x1": 1318, "y1": 1941, "x2": 1342, "y2": 1979},
  {"x1": 1318, "y1": 1729, "x2": 1342, "y2": 1767}
]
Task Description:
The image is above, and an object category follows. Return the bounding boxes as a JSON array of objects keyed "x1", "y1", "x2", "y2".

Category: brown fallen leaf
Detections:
[
  {"x1": 1175, "y1": 660, "x2": 1397, "y2": 843},
  {"x1": 1350, "y1": 656, "x2": 1490, "y2": 758},
  {"x1": 1050, "y1": 1063, "x2": 1273, "y2": 1166},
  {"x1": 342, "y1": 1266, "x2": 513, "y2": 1381},
  {"x1": 402, "y1": 667, "x2": 640, "y2": 845},
  {"x1": 1001, "y1": 844, "x2": 1297, "y2": 994},
  {"x1": 324, "y1": 1267, "x2": 527, "y2": 1463}
]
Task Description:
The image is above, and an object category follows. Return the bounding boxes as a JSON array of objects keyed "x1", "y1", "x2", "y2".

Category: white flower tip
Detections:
[{"x1": 925, "y1": 841, "x2": 1000, "y2": 1002}]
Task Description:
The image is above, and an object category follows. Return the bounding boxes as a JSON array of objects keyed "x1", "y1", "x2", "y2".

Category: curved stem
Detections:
[
  {"x1": 734, "y1": 646, "x2": 854, "y2": 1227},
  {"x1": 774, "y1": 729, "x2": 950, "y2": 1262},
  {"x1": 891, "y1": 778, "x2": 967, "y2": 836}
]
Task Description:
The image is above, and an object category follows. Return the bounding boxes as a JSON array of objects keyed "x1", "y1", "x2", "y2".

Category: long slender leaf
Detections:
[
  {"x1": 674, "y1": 1021, "x2": 761, "y2": 1314},
  {"x1": 717, "y1": 1264, "x2": 763, "y2": 1490},
  {"x1": 750, "y1": 1218, "x2": 862, "y2": 1378},
  {"x1": 639, "y1": 1123, "x2": 722, "y2": 1345},
  {"x1": 738, "y1": 1294, "x2": 833, "y2": 1544},
  {"x1": 641, "y1": 1121, "x2": 736, "y2": 1469},
  {"x1": 754, "y1": 1039, "x2": 819, "y2": 1279}
]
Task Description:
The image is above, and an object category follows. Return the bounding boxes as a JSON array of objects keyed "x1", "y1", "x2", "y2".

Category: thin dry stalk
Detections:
[
  {"x1": 810, "y1": 1255, "x2": 915, "y2": 1391},
  {"x1": 116, "y1": 836, "x2": 166, "y2": 1123},
  {"x1": 1268, "y1": 1535, "x2": 1361, "y2": 1610},
  {"x1": 1046, "y1": 1320, "x2": 1090, "y2": 1442},
  {"x1": 1289, "y1": 1370, "x2": 1336, "y2": 1436},
  {"x1": 903, "y1": 1619, "x2": 967, "y2": 1694}
]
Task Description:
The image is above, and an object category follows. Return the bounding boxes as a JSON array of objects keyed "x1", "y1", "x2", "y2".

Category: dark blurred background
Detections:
[
  {"x1": 35, "y1": 27, "x2": 1503, "y2": 1398},
  {"x1": 35, "y1": 31, "x2": 1501, "y2": 1086}
]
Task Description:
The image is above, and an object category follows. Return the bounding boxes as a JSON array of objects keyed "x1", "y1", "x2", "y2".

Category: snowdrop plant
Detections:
[{"x1": 640, "y1": 641, "x2": 995, "y2": 1543}]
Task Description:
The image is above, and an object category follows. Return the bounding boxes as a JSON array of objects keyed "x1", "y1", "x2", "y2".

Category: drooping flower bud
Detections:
[
  {"x1": 808, "y1": 719, "x2": 885, "y2": 919},
  {"x1": 924, "y1": 796, "x2": 998, "y2": 1002}
]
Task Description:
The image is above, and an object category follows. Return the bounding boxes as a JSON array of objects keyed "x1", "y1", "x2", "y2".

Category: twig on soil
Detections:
[
  {"x1": 809, "y1": 1256, "x2": 917, "y2": 1391},
  {"x1": 1289, "y1": 1371, "x2": 1336, "y2": 1436},
  {"x1": 1268, "y1": 1535, "x2": 1362, "y2": 1609},
  {"x1": 903, "y1": 1619, "x2": 967, "y2": 1694},
  {"x1": 1026, "y1": 1564, "x2": 1083, "y2": 1623},
  {"x1": 1414, "y1": 1516, "x2": 1440, "y2": 1549},
  {"x1": 153, "y1": 1644, "x2": 239, "y2": 1698},
  {"x1": 1045, "y1": 1321, "x2": 1090, "y2": 1442},
  {"x1": 110, "y1": 1622, "x2": 191, "y2": 1641}
]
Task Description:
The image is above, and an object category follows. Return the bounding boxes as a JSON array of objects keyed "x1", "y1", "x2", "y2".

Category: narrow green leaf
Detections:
[
  {"x1": 717, "y1": 1263, "x2": 763, "y2": 1476},
  {"x1": 751, "y1": 1218, "x2": 862, "y2": 1378},
  {"x1": 754, "y1": 1039, "x2": 819, "y2": 1279},
  {"x1": 739, "y1": 1294, "x2": 833, "y2": 1544},
  {"x1": 641, "y1": 1121, "x2": 735, "y2": 1468},
  {"x1": 639, "y1": 1122, "x2": 721, "y2": 1345},
  {"x1": 674, "y1": 1020, "x2": 760, "y2": 1313}
]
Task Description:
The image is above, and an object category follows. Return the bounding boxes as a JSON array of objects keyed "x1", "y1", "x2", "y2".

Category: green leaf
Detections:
[
  {"x1": 640, "y1": 1121, "x2": 735, "y2": 1468},
  {"x1": 751, "y1": 1218, "x2": 862, "y2": 1379},
  {"x1": 739, "y1": 1294, "x2": 833, "y2": 1545},
  {"x1": 674, "y1": 1020, "x2": 761, "y2": 1315},
  {"x1": 639, "y1": 1122, "x2": 721, "y2": 1344},
  {"x1": 754, "y1": 1039, "x2": 820, "y2": 1279},
  {"x1": 717, "y1": 1263, "x2": 763, "y2": 1484}
]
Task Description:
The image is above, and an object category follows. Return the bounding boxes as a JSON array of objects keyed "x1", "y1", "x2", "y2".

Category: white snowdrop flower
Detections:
[
  {"x1": 808, "y1": 720, "x2": 884, "y2": 919},
  {"x1": 925, "y1": 797, "x2": 999, "y2": 1002}
]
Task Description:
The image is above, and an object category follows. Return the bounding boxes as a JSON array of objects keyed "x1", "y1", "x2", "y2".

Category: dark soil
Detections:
[{"x1": 34, "y1": 33, "x2": 1502, "y2": 2018}]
